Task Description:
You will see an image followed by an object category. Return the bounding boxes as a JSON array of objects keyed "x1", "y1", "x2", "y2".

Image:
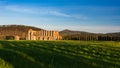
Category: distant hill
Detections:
[
  {"x1": 59, "y1": 29, "x2": 120, "y2": 41},
  {"x1": 0, "y1": 25, "x2": 43, "y2": 32},
  {"x1": 59, "y1": 29, "x2": 92, "y2": 35},
  {"x1": 60, "y1": 29, "x2": 120, "y2": 36}
]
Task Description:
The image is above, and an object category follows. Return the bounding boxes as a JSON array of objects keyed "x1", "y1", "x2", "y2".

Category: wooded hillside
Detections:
[
  {"x1": 0, "y1": 25, "x2": 43, "y2": 32},
  {"x1": 60, "y1": 29, "x2": 120, "y2": 41}
]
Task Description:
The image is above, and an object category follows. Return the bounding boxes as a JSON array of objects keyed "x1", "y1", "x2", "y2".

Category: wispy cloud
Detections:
[
  {"x1": 5, "y1": 5, "x2": 70, "y2": 16},
  {"x1": 3, "y1": 5, "x2": 88, "y2": 19},
  {"x1": 5, "y1": 5, "x2": 37, "y2": 14},
  {"x1": 72, "y1": 15, "x2": 89, "y2": 20},
  {"x1": 49, "y1": 11, "x2": 71, "y2": 17}
]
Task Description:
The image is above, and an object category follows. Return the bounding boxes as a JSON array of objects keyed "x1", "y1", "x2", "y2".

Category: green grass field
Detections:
[{"x1": 0, "y1": 41, "x2": 120, "y2": 68}]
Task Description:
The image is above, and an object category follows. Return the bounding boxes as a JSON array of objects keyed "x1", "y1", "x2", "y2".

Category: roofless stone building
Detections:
[{"x1": 0, "y1": 25, "x2": 62, "y2": 40}]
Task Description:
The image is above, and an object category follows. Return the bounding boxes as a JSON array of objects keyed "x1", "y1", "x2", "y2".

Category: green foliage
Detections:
[
  {"x1": 0, "y1": 58, "x2": 14, "y2": 68},
  {"x1": 0, "y1": 41, "x2": 120, "y2": 68},
  {"x1": 6, "y1": 36, "x2": 14, "y2": 40}
]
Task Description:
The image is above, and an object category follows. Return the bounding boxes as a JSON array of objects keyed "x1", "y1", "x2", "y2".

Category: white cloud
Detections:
[
  {"x1": 3, "y1": 5, "x2": 88, "y2": 20},
  {"x1": 72, "y1": 15, "x2": 89, "y2": 20},
  {"x1": 4, "y1": 5, "x2": 70, "y2": 17},
  {"x1": 5, "y1": 5, "x2": 37, "y2": 14},
  {"x1": 49, "y1": 11, "x2": 71, "y2": 17}
]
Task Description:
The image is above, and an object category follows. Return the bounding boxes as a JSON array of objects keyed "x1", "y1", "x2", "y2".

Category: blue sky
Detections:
[{"x1": 0, "y1": 0, "x2": 120, "y2": 33}]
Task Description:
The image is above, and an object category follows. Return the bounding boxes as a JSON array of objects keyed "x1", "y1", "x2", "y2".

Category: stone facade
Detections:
[{"x1": 0, "y1": 28, "x2": 62, "y2": 40}]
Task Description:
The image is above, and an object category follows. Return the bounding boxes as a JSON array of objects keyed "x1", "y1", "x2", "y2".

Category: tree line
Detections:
[{"x1": 61, "y1": 34, "x2": 120, "y2": 41}]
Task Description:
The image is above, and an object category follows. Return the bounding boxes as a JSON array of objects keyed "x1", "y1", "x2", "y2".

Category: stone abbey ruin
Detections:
[{"x1": 0, "y1": 25, "x2": 62, "y2": 40}]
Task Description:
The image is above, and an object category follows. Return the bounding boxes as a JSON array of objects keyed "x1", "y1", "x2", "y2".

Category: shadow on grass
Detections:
[{"x1": 0, "y1": 41, "x2": 120, "y2": 68}]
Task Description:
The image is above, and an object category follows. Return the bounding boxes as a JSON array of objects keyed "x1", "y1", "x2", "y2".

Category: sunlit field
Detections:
[{"x1": 0, "y1": 40, "x2": 120, "y2": 68}]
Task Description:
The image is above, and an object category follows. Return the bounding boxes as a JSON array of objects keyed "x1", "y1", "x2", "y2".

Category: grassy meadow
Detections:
[{"x1": 0, "y1": 40, "x2": 120, "y2": 68}]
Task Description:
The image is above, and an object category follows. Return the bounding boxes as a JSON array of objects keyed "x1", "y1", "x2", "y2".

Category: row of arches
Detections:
[{"x1": 38, "y1": 37, "x2": 55, "y2": 40}]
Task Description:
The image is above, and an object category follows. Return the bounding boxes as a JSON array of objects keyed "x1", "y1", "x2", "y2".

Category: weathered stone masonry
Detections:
[
  {"x1": 0, "y1": 28, "x2": 62, "y2": 40},
  {"x1": 26, "y1": 29, "x2": 61, "y2": 40}
]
